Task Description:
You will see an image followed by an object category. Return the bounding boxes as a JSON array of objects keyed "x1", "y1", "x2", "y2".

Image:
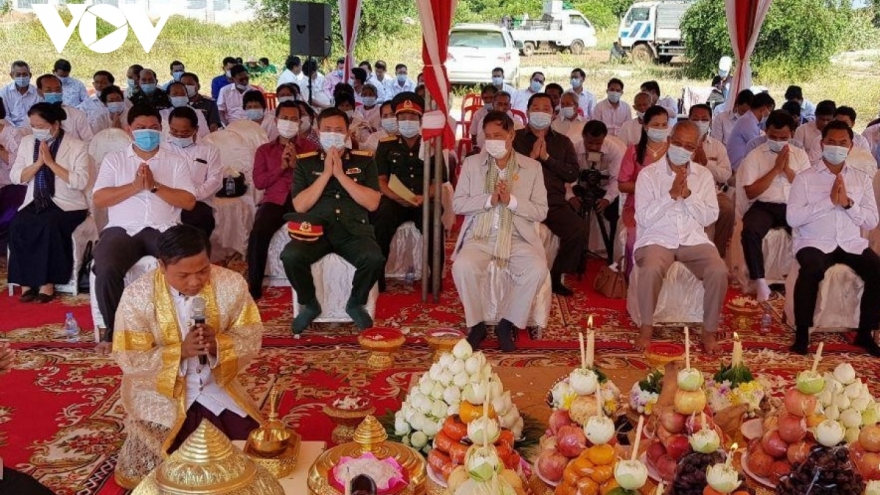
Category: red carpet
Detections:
[{"x1": 0, "y1": 258, "x2": 877, "y2": 494}]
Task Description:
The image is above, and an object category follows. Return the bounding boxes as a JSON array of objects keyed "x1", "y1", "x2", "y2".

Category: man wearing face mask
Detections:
[
  {"x1": 52, "y1": 59, "x2": 88, "y2": 107},
  {"x1": 738, "y1": 111, "x2": 809, "y2": 302},
  {"x1": 371, "y1": 94, "x2": 444, "y2": 292},
  {"x1": 452, "y1": 111, "x2": 549, "y2": 352},
  {"x1": 35, "y1": 74, "x2": 94, "y2": 143},
  {"x1": 727, "y1": 92, "x2": 775, "y2": 173},
  {"x1": 592, "y1": 78, "x2": 631, "y2": 137},
  {"x1": 217, "y1": 65, "x2": 258, "y2": 125},
  {"x1": 794, "y1": 100, "x2": 835, "y2": 161},
  {"x1": 246, "y1": 101, "x2": 319, "y2": 299},
  {"x1": 165, "y1": 106, "x2": 222, "y2": 238},
  {"x1": 552, "y1": 92, "x2": 586, "y2": 144},
  {"x1": 362, "y1": 102, "x2": 398, "y2": 152},
  {"x1": 161, "y1": 82, "x2": 210, "y2": 140},
  {"x1": 513, "y1": 93, "x2": 582, "y2": 296},
  {"x1": 545, "y1": 83, "x2": 564, "y2": 117},
  {"x1": 618, "y1": 91, "x2": 652, "y2": 147},
  {"x1": 639, "y1": 81, "x2": 677, "y2": 122},
  {"x1": 512, "y1": 71, "x2": 545, "y2": 114},
  {"x1": 490, "y1": 67, "x2": 516, "y2": 95},
  {"x1": 689, "y1": 104, "x2": 733, "y2": 258},
  {"x1": 569, "y1": 68, "x2": 596, "y2": 120},
  {"x1": 633, "y1": 121, "x2": 728, "y2": 354},
  {"x1": 129, "y1": 68, "x2": 171, "y2": 110},
  {"x1": 323, "y1": 58, "x2": 347, "y2": 101},
  {"x1": 711, "y1": 89, "x2": 753, "y2": 146},
  {"x1": 390, "y1": 64, "x2": 417, "y2": 97},
  {"x1": 125, "y1": 64, "x2": 143, "y2": 99},
  {"x1": 357, "y1": 83, "x2": 381, "y2": 131},
  {"x1": 163, "y1": 60, "x2": 186, "y2": 91},
  {"x1": 211, "y1": 56, "x2": 238, "y2": 101},
  {"x1": 469, "y1": 85, "x2": 498, "y2": 147},
  {"x1": 1, "y1": 61, "x2": 40, "y2": 128},
  {"x1": 278, "y1": 55, "x2": 306, "y2": 88},
  {"x1": 91, "y1": 105, "x2": 196, "y2": 354},
  {"x1": 787, "y1": 121, "x2": 880, "y2": 357},
  {"x1": 181, "y1": 73, "x2": 222, "y2": 133},
  {"x1": 476, "y1": 91, "x2": 524, "y2": 151},
  {"x1": 78, "y1": 70, "x2": 115, "y2": 135},
  {"x1": 281, "y1": 108, "x2": 384, "y2": 333}
]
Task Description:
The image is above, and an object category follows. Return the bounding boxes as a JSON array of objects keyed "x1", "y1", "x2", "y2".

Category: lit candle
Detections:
[
  {"x1": 726, "y1": 442, "x2": 739, "y2": 466},
  {"x1": 684, "y1": 326, "x2": 690, "y2": 370},
  {"x1": 586, "y1": 330, "x2": 595, "y2": 369},
  {"x1": 579, "y1": 332, "x2": 586, "y2": 370},
  {"x1": 732, "y1": 332, "x2": 743, "y2": 367},
  {"x1": 655, "y1": 481, "x2": 665, "y2": 495}
]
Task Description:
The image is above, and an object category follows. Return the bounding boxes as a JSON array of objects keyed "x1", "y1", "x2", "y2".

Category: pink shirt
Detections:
[
  {"x1": 252, "y1": 137, "x2": 319, "y2": 206},
  {"x1": 618, "y1": 144, "x2": 663, "y2": 227}
]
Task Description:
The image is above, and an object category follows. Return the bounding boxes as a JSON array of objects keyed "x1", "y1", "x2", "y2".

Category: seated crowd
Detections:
[{"x1": 1, "y1": 55, "x2": 879, "y2": 363}]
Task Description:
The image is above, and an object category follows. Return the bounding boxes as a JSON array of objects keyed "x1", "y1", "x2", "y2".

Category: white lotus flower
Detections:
[
  {"x1": 394, "y1": 412, "x2": 411, "y2": 436},
  {"x1": 467, "y1": 416, "x2": 501, "y2": 445},
  {"x1": 450, "y1": 358, "x2": 466, "y2": 375},
  {"x1": 447, "y1": 403, "x2": 460, "y2": 417},
  {"x1": 420, "y1": 378, "x2": 436, "y2": 396},
  {"x1": 464, "y1": 354, "x2": 483, "y2": 374},
  {"x1": 410, "y1": 412, "x2": 427, "y2": 431},
  {"x1": 428, "y1": 364, "x2": 443, "y2": 381},
  {"x1": 846, "y1": 381, "x2": 863, "y2": 400},
  {"x1": 418, "y1": 398, "x2": 433, "y2": 415},
  {"x1": 585, "y1": 416, "x2": 616, "y2": 445},
  {"x1": 431, "y1": 382, "x2": 446, "y2": 400},
  {"x1": 501, "y1": 408, "x2": 519, "y2": 429},
  {"x1": 439, "y1": 353, "x2": 455, "y2": 368},
  {"x1": 551, "y1": 381, "x2": 575, "y2": 409},
  {"x1": 569, "y1": 368, "x2": 600, "y2": 395},
  {"x1": 410, "y1": 431, "x2": 429, "y2": 449},
  {"x1": 834, "y1": 394, "x2": 851, "y2": 411},
  {"x1": 463, "y1": 383, "x2": 487, "y2": 405},
  {"x1": 423, "y1": 419, "x2": 441, "y2": 437},
  {"x1": 818, "y1": 389, "x2": 833, "y2": 405},
  {"x1": 444, "y1": 386, "x2": 461, "y2": 405},
  {"x1": 845, "y1": 426, "x2": 861, "y2": 444},
  {"x1": 706, "y1": 463, "x2": 740, "y2": 493},
  {"x1": 615, "y1": 460, "x2": 648, "y2": 490},
  {"x1": 841, "y1": 408, "x2": 862, "y2": 428},
  {"x1": 453, "y1": 371, "x2": 469, "y2": 389},
  {"x1": 863, "y1": 404, "x2": 879, "y2": 426},
  {"x1": 815, "y1": 419, "x2": 845, "y2": 447},
  {"x1": 437, "y1": 369, "x2": 454, "y2": 387},
  {"x1": 852, "y1": 397, "x2": 871, "y2": 412},
  {"x1": 833, "y1": 363, "x2": 856, "y2": 385},
  {"x1": 825, "y1": 405, "x2": 840, "y2": 421},
  {"x1": 512, "y1": 416, "x2": 524, "y2": 439},
  {"x1": 452, "y1": 339, "x2": 472, "y2": 359},
  {"x1": 465, "y1": 445, "x2": 502, "y2": 482},
  {"x1": 489, "y1": 381, "x2": 503, "y2": 401},
  {"x1": 431, "y1": 400, "x2": 448, "y2": 419}
]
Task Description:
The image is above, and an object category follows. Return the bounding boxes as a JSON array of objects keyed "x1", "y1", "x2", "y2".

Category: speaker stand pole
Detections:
[{"x1": 307, "y1": 56, "x2": 314, "y2": 107}]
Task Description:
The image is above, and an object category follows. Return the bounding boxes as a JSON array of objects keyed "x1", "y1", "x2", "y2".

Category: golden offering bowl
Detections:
[
  {"x1": 358, "y1": 328, "x2": 406, "y2": 370},
  {"x1": 424, "y1": 329, "x2": 465, "y2": 362},
  {"x1": 247, "y1": 418, "x2": 293, "y2": 458},
  {"x1": 323, "y1": 403, "x2": 377, "y2": 445},
  {"x1": 245, "y1": 430, "x2": 301, "y2": 479}
]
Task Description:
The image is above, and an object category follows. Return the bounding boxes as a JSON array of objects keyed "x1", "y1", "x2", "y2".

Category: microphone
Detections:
[{"x1": 192, "y1": 296, "x2": 207, "y2": 366}]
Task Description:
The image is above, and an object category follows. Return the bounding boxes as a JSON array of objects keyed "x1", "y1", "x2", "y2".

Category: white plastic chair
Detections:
[
  {"x1": 265, "y1": 226, "x2": 292, "y2": 287},
  {"x1": 202, "y1": 129, "x2": 261, "y2": 205},
  {"x1": 291, "y1": 253, "x2": 379, "y2": 323},
  {"x1": 88, "y1": 129, "x2": 131, "y2": 231},
  {"x1": 784, "y1": 262, "x2": 862, "y2": 332},
  {"x1": 385, "y1": 221, "x2": 424, "y2": 280},
  {"x1": 627, "y1": 261, "x2": 705, "y2": 326},
  {"x1": 225, "y1": 119, "x2": 270, "y2": 151},
  {"x1": 89, "y1": 256, "x2": 159, "y2": 329}
]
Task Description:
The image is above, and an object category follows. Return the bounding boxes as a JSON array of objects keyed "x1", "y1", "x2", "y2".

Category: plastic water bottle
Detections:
[
  {"x1": 760, "y1": 310, "x2": 772, "y2": 331},
  {"x1": 405, "y1": 266, "x2": 416, "y2": 285},
  {"x1": 64, "y1": 313, "x2": 80, "y2": 342},
  {"x1": 225, "y1": 177, "x2": 235, "y2": 196}
]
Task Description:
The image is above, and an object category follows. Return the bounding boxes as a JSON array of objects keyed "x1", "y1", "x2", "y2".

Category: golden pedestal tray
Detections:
[
  {"x1": 424, "y1": 329, "x2": 465, "y2": 362},
  {"x1": 245, "y1": 386, "x2": 301, "y2": 478},
  {"x1": 307, "y1": 415, "x2": 427, "y2": 495},
  {"x1": 358, "y1": 328, "x2": 406, "y2": 370},
  {"x1": 323, "y1": 398, "x2": 376, "y2": 445}
]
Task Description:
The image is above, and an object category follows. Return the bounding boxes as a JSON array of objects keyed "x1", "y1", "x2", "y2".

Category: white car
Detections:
[{"x1": 447, "y1": 24, "x2": 521, "y2": 86}]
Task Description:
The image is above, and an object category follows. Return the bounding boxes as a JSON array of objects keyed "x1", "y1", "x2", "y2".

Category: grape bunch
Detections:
[
  {"x1": 776, "y1": 446, "x2": 865, "y2": 495},
  {"x1": 672, "y1": 451, "x2": 747, "y2": 495}
]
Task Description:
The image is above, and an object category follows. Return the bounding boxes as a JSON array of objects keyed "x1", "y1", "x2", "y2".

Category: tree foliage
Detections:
[{"x1": 681, "y1": 0, "x2": 845, "y2": 82}]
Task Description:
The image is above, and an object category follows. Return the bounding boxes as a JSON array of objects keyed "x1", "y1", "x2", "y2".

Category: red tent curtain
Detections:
[
  {"x1": 725, "y1": 0, "x2": 772, "y2": 102},
  {"x1": 417, "y1": 0, "x2": 456, "y2": 149},
  {"x1": 339, "y1": 0, "x2": 362, "y2": 79}
]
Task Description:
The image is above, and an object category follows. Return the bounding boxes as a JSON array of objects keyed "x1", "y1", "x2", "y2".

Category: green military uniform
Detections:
[
  {"x1": 280, "y1": 148, "x2": 385, "y2": 331},
  {"x1": 370, "y1": 134, "x2": 447, "y2": 290},
  {"x1": 128, "y1": 87, "x2": 171, "y2": 110}
]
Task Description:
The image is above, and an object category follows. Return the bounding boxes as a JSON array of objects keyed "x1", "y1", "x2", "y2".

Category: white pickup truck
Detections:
[{"x1": 508, "y1": 0, "x2": 598, "y2": 56}]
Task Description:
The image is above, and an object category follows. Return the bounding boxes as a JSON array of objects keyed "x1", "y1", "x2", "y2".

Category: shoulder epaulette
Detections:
[
  {"x1": 351, "y1": 150, "x2": 374, "y2": 157},
  {"x1": 297, "y1": 151, "x2": 319, "y2": 159},
  {"x1": 379, "y1": 135, "x2": 398, "y2": 142}
]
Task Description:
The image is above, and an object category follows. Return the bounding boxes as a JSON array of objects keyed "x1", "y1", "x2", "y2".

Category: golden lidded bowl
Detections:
[
  {"x1": 307, "y1": 415, "x2": 426, "y2": 495},
  {"x1": 424, "y1": 329, "x2": 465, "y2": 361},
  {"x1": 323, "y1": 395, "x2": 375, "y2": 445},
  {"x1": 242, "y1": 384, "x2": 301, "y2": 478},
  {"x1": 358, "y1": 328, "x2": 406, "y2": 370}
]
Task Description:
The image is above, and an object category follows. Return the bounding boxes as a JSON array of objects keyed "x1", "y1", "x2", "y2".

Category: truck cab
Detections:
[
  {"x1": 508, "y1": 0, "x2": 598, "y2": 56},
  {"x1": 618, "y1": 0, "x2": 692, "y2": 64}
]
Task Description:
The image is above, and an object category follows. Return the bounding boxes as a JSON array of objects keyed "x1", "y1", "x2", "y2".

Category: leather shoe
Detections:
[
  {"x1": 789, "y1": 332, "x2": 809, "y2": 356},
  {"x1": 466, "y1": 322, "x2": 487, "y2": 349},
  {"x1": 291, "y1": 303, "x2": 322, "y2": 335},
  {"x1": 19, "y1": 290, "x2": 37, "y2": 303},
  {"x1": 345, "y1": 302, "x2": 374, "y2": 330},
  {"x1": 854, "y1": 332, "x2": 880, "y2": 357},
  {"x1": 36, "y1": 293, "x2": 55, "y2": 304},
  {"x1": 495, "y1": 319, "x2": 516, "y2": 352},
  {"x1": 552, "y1": 282, "x2": 574, "y2": 296}
]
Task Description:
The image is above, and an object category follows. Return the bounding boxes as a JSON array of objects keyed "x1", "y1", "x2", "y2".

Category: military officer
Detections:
[
  {"x1": 371, "y1": 93, "x2": 446, "y2": 291},
  {"x1": 281, "y1": 107, "x2": 385, "y2": 333}
]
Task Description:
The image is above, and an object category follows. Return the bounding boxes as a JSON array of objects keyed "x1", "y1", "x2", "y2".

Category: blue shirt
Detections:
[
  {"x1": 60, "y1": 77, "x2": 89, "y2": 107},
  {"x1": 211, "y1": 74, "x2": 230, "y2": 101},
  {"x1": 727, "y1": 110, "x2": 761, "y2": 172},
  {"x1": 0, "y1": 83, "x2": 40, "y2": 128}
]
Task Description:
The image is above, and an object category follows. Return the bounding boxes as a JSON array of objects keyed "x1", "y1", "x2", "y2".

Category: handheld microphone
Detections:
[{"x1": 192, "y1": 296, "x2": 207, "y2": 366}]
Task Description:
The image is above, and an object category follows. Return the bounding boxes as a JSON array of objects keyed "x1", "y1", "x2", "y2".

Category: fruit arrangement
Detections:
[
  {"x1": 672, "y1": 449, "x2": 751, "y2": 495},
  {"x1": 443, "y1": 443, "x2": 528, "y2": 495},
  {"x1": 814, "y1": 362, "x2": 880, "y2": 444},
  {"x1": 427, "y1": 412, "x2": 522, "y2": 481},
  {"x1": 629, "y1": 369, "x2": 663, "y2": 416},
  {"x1": 705, "y1": 339, "x2": 766, "y2": 418},
  {"x1": 394, "y1": 339, "x2": 523, "y2": 453},
  {"x1": 775, "y1": 445, "x2": 865, "y2": 495}
]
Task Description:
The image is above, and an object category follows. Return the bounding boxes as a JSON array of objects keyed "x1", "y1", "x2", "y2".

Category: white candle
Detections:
[
  {"x1": 684, "y1": 327, "x2": 690, "y2": 370},
  {"x1": 811, "y1": 342, "x2": 824, "y2": 373},
  {"x1": 586, "y1": 330, "x2": 595, "y2": 369},
  {"x1": 732, "y1": 332, "x2": 743, "y2": 367},
  {"x1": 579, "y1": 332, "x2": 586, "y2": 370},
  {"x1": 726, "y1": 442, "x2": 739, "y2": 466},
  {"x1": 631, "y1": 415, "x2": 644, "y2": 461}
]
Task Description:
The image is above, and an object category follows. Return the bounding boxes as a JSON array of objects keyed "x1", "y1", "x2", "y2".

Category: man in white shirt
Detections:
[
  {"x1": 640, "y1": 80, "x2": 678, "y2": 122},
  {"x1": 832, "y1": 106, "x2": 872, "y2": 150},
  {"x1": 552, "y1": 91, "x2": 586, "y2": 144},
  {"x1": 512, "y1": 71, "x2": 545, "y2": 114},
  {"x1": 298, "y1": 59, "x2": 328, "y2": 108},
  {"x1": 469, "y1": 85, "x2": 498, "y2": 146},
  {"x1": 710, "y1": 89, "x2": 753, "y2": 146},
  {"x1": 217, "y1": 64, "x2": 257, "y2": 125},
  {"x1": 111, "y1": 224, "x2": 262, "y2": 489},
  {"x1": 592, "y1": 78, "x2": 632, "y2": 136},
  {"x1": 784, "y1": 85, "x2": 816, "y2": 122},
  {"x1": 633, "y1": 121, "x2": 727, "y2": 353},
  {"x1": 739, "y1": 111, "x2": 811, "y2": 301},
  {"x1": 787, "y1": 120, "x2": 880, "y2": 357},
  {"x1": 794, "y1": 100, "x2": 835, "y2": 156},
  {"x1": 92, "y1": 105, "x2": 196, "y2": 353},
  {"x1": 166, "y1": 106, "x2": 223, "y2": 238},
  {"x1": 35, "y1": 75, "x2": 93, "y2": 142},
  {"x1": 569, "y1": 68, "x2": 596, "y2": 120},
  {"x1": 390, "y1": 64, "x2": 417, "y2": 97},
  {"x1": 1, "y1": 61, "x2": 40, "y2": 128},
  {"x1": 52, "y1": 59, "x2": 88, "y2": 107},
  {"x1": 491, "y1": 67, "x2": 516, "y2": 95},
  {"x1": 162, "y1": 60, "x2": 186, "y2": 91},
  {"x1": 78, "y1": 70, "x2": 114, "y2": 135},
  {"x1": 619, "y1": 91, "x2": 652, "y2": 147},
  {"x1": 277, "y1": 55, "x2": 305, "y2": 88},
  {"x1": 373, "y1": 60, "x2": 396, "y2": 102},
  {"x1": 476, "y1": 91, "x2": 524, "y2": 149},
  {"x1": 690, "y1": 104, "x2": 734, "y2": 258}
]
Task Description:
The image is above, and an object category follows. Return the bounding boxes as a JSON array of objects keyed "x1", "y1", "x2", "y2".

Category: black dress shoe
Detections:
[
  {"x1": 552, "y1": 283, "x2": 574, "y2": 297},
  {"x1": 350, "y1": 474, "x2": 377, "y2": 495},
  {"x1": 790, "y1": 332, "x2": 809, "y2": 355},
  {"x1": 19, "y1": 290, "x2": 37, "y2": 303},
  {"x1": 36, "y1": 293, "x2": 55, "y2": 304},
  {"x1": 495, "y1": 319, "x2": 516, "y2": 352},
  {"x1": 854, "y1": 332, "x2": 880, "y2": 357},
  {"x1": 466, "y1": 322, "x2": 487, "y2": 349}
]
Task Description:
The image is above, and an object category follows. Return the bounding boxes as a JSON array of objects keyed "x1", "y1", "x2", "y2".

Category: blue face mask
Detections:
[
  {"x1": 140, "y1": 83, "x2": 157, "y2": 95},
  {"x1": 172, "y1": 71, "x2": 184, "y2": 81},
  {"x1": 336, "y1": 69, "x2": 344, "y2": 77},
  {"x1": 168, "y1": 135, "x2": 194, "y2": 148},
  {"x1": 362, "y1": 96, "x2": 377, "y2": 107},
  {"x1": 14, "y1": 76, "x2": 30, "y2": 88},
  {"x1": 43, "y1": 92, "x2": 63, "y2": 104},
  {"x1": 58, "y1": 76, "x2": 69, "y2": 84},
  {"x1": 107, "y1": 101, "x2": 125, "y2": 113},
  {"x1": 246, "y1": 108, "x2": 265, "y2": 121},
  {"x1": 397, "y1": 73, "x2": 408, "y2": 83},
  {"x1": 530, "y1": 80, "x2": 543, "y2": 92},
  {"x1": 170, "y1": 96, "x2": 189, "y2": 108},
  {"x1": 132, "y1": 129, "x2": 161, "y2": 152}
]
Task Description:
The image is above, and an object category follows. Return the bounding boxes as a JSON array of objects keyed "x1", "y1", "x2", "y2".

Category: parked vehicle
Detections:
[
  {"x1": 447, "y1": 24, "x2": 521, "y2": 85},
  {"x1": 618, "y1": 0, "x2": 695, "y2": 64},
  {"x1": 508, "y1": 0, "x2": 598, "y2": 56}
]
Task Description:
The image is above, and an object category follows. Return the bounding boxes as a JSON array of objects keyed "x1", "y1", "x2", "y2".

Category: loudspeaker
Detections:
[{"x1": 289, "y1": 2, "x2": 332, "y2": 58}]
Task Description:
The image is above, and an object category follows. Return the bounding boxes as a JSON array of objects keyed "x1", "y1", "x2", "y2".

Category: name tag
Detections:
[
  {"x1": 311, "y1": 170, "x2": 323, "y2": 176},
  {"x1": 345, "y1": 168, "x2": 361, "y2": 175}
]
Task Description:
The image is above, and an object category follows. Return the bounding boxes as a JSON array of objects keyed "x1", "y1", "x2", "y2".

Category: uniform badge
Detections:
[
  {"x1": 312, "y1": 170, "x2": 322, "y2": 176},
  {"x1": 513, "y1": 174, "x2": 519, "y2": 181},
  {"x1": 345, "y1": 168, "x2": 362, "y2": 175}
]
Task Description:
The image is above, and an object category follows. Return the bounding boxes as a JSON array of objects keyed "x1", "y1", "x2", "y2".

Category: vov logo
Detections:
[{"x1": 33, "y1": 4, "x2": 170, "y2": 54}]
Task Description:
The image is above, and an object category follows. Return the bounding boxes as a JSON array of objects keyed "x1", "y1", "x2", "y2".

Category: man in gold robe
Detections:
[{"x1": 111, "y1": 225, "x2": 264, "y2": 489}]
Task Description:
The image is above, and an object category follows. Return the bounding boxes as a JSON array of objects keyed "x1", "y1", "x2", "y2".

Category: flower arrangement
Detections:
[{"x1": 629, "y1": 368, "x2": 664, "y2": 415}]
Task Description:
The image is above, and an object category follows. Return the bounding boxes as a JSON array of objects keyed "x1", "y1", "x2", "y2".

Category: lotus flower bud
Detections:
[
  {"x1": 449, "y1": 358, "x2": 466, "y2": 375},
  {"x1": 453, "y1": 371, "x2": 469, "y2": 389},
  {"x1": 394, "y1": 412, "x2": 411, "y2": 436},
  {"x1": 796, "y1": 371, "x2": 825, "y2": 395},
  {"x1": 439, "y1": 353, "x2": 455, "y2": 367},
  {"x1": 584, "y1": 415, "x2": 616, "y2": 445},
  {"x1": 444, "y1": 386, "x2": 461, "y2": 405},
  {"x1": 423, "y1": 419, "x2": 441, "y2": 437},
  {"x1": 677, "y1": 368, "x2": 705, "y2": 392},
  {"x1": 706, "y1": 463, "x2": 740, "y2": 493},
  {"x1": 431, "y1": 399, "x2": 448, "y2": 419},
  {"x1": 841, "y1": 408, "x2": 862, "y2": 428},
  {"x1": 452, "y1": 339, "x2": 472, "y2": 360},
  {"x1": 833, "y1": 363, "x2": 856, "y2": 385},
  {"x1": 420, "y1": 378, "x2": 436, "y2": 396},
  {"x1": 614, "y1": 460, "x2": 648, "y2": 490},
  {"x1": 464, "y1": 354, "x2": 483, "y2": 374},
  {"x1": 814, "y1": 419, "x2": 845, "y2": 447},
  {"x1": 569, "y1": 368, "x2": 599, "y2": 395},
  {"x1": 463, "y1": 383, "x2": 487, "y2": 405},
  {"x1": 410, "y1": 430, "x2": 429, "y2": 449}
]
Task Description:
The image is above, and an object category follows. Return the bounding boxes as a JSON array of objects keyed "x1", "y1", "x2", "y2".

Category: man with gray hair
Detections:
[
  {"x1": 1, "y1": 61, "x2": 40, "y2": 127},
  {"x1": 129, "y1": 68, "x2": 171, "y2": 110},
  {"x1": 632, "y1": 120, "x2": 728, "y2": 354}
]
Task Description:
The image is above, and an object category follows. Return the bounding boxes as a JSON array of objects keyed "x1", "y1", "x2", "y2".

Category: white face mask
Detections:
[
  {"x1": 561, "y1": 107, "x2": 576, "y2": 119},
  {"x1": 319, "y1": 131, "x2": 347, "y2": 150},
  {"x1": 607, "y1": 91, "x2": 622, "y2": 103},
  {"x1": 398, "y1": 120, "x2": 421, "y2": 138},
  {"x1": 529, "y1": 112, "x2": 552, "y2": 130},
  {"x1": 484, "y1": 139, "x2": 508, "y2": 159},
  {"x1": 646, "y1": 127, "x2": 670, "y2": 143},
  {"x1": 299, "y1": 117, "x2": 312, "y2": 134},
  {"x1": 822, "y1": 145, "x2": 849, "y2": 165},
  {"x1": 694, "y1": 121, "x2": 710, "y2": 136},
  {"x1": 381, "y1": 118, "x2": 398, "y2": 134},
  {"x1": 168, "y1": 135, "x2": 194, "y2": 149},
  {"x1": 276, "y1": 119, "x2": 299, "y2": 138},
  {"x1": 767, "y1": 139, "x2": 789, "y2": 154},
  {"x1": 667, "y1": 145, "x2": 693, "y2": 165},
  {"x1": 185, "y1": 85, "x2": 197, "y2": 98}
]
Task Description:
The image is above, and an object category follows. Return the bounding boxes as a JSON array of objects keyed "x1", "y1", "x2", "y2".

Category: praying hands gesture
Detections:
[
  {"x1": 691, "y1": 139, "x2": 708, "y2": 166},
  {"x1": 182, "y1": 323, "x2": 217, "y2": 359},
  {"x1": 669, "y1": 168, "x2": 689, "y2": 200},
  {"x1": 530, "y1": 135, "x2": 549, "y2": 161},
  {"x1": 831, "y1": 173, "x2": 850, "y2": 207},
  {"x1": 281, "y1": 140, "x2": 297, "y2": 170},
  {"x1": 39, "y1": 140, "x2": 58, "y2": 169},
  {"x1": 131, "y1": 163, "x2": 152, "y2": 191},
  {"x1": 491, "y1": 180, "x2": 511, "y2": 207},
  {"x1": 774, "y1": 145, "x2": 795, "y2": 181}
]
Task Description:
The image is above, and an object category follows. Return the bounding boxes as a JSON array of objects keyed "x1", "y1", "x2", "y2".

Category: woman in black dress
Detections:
[{"x1": 8, "y1": 102, "x2": 91, "y2": 303}]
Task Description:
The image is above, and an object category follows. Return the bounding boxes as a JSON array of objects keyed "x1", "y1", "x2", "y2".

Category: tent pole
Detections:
[
  {"x1": 421, "y1": 91, "x2": 433, "y2": 303},
  {"x1": 432, "y1": 131, "x2": 443, "y2": 302}
]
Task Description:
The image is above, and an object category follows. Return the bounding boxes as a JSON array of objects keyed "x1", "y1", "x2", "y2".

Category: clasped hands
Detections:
[
  {"x1": 490, "y1": 180, "x2": 511, "y2": 207},
  {"x1": 281, "y1": 140, "x2": 297, "y2": 170},
  {"x1": 182, "y1": 323, "x2": 218, "y2": 360},
  {"x1": 322, "y1": 147, "x2": 347, "y2": 179},
  {"x1": 830, "y1": 173, "x2": 851, "y2": 208},
  {"x1": 669, "y1": 168, "x2": 691, "y2": 200},
  {"x1": 131, "y1": 163, "x2": 156, "y2": 191},
  {"x1": 35, "y1": 140, "x2": 59, "y2": 170},
  {"x1": 529, "y1": 135, "x2": 550, "y2": 161}
]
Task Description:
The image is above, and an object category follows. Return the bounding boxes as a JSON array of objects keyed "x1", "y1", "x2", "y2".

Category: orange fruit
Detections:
[
  {"x1": 599, "y1": 479, "x2": 620, "y2": 495},
  {"x1": 589, "y1": 464, "x2": 613, "y2": 483},
  {"x1": 576, "y1": 476, "x2": 600, "y2": 495},
  {"x1": 587, "y1": 444, "x2": 616, "y2": 466}
]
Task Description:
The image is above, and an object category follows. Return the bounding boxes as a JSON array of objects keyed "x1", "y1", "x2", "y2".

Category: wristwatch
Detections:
[
  {"x1": 844, "y1": 198, "x2": 853, "y2": 210},
  {"x1": 150, "y1": 182, "x2": 160, "y2": 194}
]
